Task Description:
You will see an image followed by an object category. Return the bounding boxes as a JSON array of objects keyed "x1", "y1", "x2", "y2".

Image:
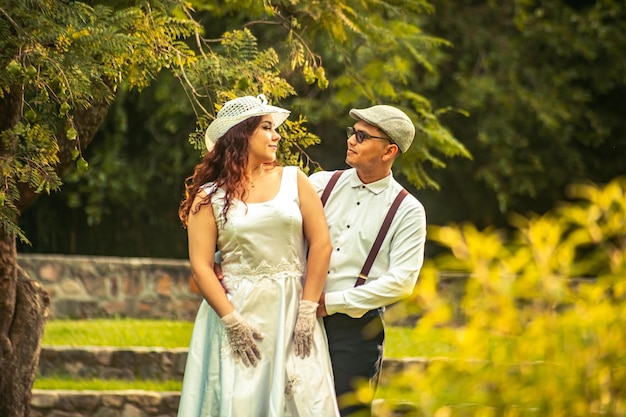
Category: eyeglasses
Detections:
[{"x1": 346, "y1": 126, "x2": 394, "y2": 144}]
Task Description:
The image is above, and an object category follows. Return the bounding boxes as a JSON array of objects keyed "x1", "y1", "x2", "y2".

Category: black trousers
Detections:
[{"x1": 323, "y1": 309, "x2": 385, "y2": 417}]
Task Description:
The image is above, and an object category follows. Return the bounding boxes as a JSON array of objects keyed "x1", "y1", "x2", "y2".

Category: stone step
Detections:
[
  {"x1": 30, "y1": 389, "x2": 181, "y2": 417},
  {"x1": 35, "y1": 347, "x2": 427, "y2": 416},
  {"x1": 30, "y1": 390, "x2": 418, "y2": 417},
  {"x1": 38, "y1": 345, "x2": 429, "y2": 385},
  {"x1": 38, "y1": 346, "x2": 188, "y2": 381}
]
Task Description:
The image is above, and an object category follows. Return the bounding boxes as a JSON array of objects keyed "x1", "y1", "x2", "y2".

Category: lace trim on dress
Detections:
[{"x1": 222, "y1": 259, "x2": 305, "y2": 288}]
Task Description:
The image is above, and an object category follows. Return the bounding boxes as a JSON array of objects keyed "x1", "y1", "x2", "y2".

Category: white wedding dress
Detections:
[{"x1": 177, "y1": 166, "x2": 339, "y2": 417}]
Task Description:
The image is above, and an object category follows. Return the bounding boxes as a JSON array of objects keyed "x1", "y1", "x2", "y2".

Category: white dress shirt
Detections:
[{"x1": 309, "y1": 168, "x2": 427, "y2": 318}]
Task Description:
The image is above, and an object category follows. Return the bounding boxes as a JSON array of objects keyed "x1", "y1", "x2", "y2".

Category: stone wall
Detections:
[
  {"x1": 18, "y1": 253, "x2": 202, "y2": 321},
  {"x1": 18, "y1": 253, "x2": 468, "y2": 323}
]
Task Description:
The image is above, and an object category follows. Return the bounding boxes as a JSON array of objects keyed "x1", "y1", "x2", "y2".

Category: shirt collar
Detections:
[{"x1": 348, "y1": 169, "x2": 393, "y2": 195}]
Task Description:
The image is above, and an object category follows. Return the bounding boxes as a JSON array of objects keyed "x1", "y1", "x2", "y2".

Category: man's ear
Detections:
[{"x1": 382, "y1": 144, "x2": 400, "y2": 162}]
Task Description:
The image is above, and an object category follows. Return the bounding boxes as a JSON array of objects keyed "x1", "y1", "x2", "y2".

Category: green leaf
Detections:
[
  {"x1": 76, "y1": 157, "x2": 89, "y2": 173},
  {"x1": 59, "y1": 102, "x2": 71, "y2": 117},
  {"x1": 25, "y1": 65, "x2": 37, "y2": 80},
  {"x1": 6, "y1": 59, "x2": 22, "y2": 78},
  {"x1": 66, "y1": 127, "x2": 78, "y2": 140},
  {"x1": 24, "y1": 110, "x2": 37, "y2": 122}
]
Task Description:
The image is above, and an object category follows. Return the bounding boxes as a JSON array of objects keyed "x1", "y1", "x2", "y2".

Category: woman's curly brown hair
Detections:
[{"x1": 179, "y1": 116, "x2": 265, "y2": 227}]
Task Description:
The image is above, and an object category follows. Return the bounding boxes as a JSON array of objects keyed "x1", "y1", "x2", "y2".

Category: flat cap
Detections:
[{"x1": 349, "y1": 105, "x2": 415, "y2": 153}]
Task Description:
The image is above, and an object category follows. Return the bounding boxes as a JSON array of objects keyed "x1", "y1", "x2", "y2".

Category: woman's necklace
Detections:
[{"x1": 247, "y1": 165, "x2": 264, "y2": 188}]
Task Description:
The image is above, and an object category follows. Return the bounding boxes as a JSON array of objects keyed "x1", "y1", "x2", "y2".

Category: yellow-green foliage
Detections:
[
  {"x1": 380, "y1": 177, "x2": 626, "y2": 416},
  {"x1": 0, "y1": 1, "x2": 197, "y2": 241}
]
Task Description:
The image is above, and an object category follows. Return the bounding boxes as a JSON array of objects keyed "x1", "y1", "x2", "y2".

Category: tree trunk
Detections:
[
  {"x1": 0, "y1": 229, "x2": 50, "y2": 417},
  {"x1": 0, "y1": 75, "x2": 109, "y2": 414}
]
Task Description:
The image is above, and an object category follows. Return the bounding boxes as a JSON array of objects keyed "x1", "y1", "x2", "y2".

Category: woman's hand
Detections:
[
  {"x1": 221, "y1": 311, "x2": 264, "y2": 367},
  {"x1": 293, "y1": 300, "x2": 318, "y2": 358}
]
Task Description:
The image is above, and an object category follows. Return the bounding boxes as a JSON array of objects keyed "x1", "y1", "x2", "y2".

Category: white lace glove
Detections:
[
  {"x1": 221, "y1": 311, "x2": 263, "y2": 367},
  {"x1": 293, "y1": 300, "x2": 319, "y2": 358}
]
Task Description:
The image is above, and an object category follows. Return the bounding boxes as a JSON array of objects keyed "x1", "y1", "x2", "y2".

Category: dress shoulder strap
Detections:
[
  {"x1": 284, "y1": 166, "x2": 300, "y2": 185},
  {"x1": 281, "y1": 166, "x2": 300, "y2": 199}
]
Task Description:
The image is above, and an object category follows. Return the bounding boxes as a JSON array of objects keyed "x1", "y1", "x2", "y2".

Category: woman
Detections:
[{"x1": 177, "y1": 95, "x2": 339, "y2": 417}]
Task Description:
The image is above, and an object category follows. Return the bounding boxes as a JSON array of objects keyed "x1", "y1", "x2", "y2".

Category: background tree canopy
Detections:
[
  {"x1": 415, "y1": 0, "x2": 626, "y2": 228},
  {"x1": 12, "y1": 0, "x2": 626, "y2": 259}
]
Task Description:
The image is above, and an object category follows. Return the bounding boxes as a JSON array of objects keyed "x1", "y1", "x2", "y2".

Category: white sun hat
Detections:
[{"x1": 204, "y1": 94, "x2": 291, "y2": 151}]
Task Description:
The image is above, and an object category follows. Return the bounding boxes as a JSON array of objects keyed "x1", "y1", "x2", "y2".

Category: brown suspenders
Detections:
[
  {"x1": 320, "y1": 170, "x2": 344, "y2": 206},
  {"x1": 320, "y1": 170, "x2": 409, "y2": 287}
]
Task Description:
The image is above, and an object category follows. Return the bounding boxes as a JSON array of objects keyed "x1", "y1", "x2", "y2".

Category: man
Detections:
[{"x1": 308, "y1": 105, "x2": 427, "y2": 416}]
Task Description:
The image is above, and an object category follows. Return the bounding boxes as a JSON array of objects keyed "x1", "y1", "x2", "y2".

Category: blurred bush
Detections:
[{"x1": 378, "y1": 176, "x2": 626, "y2": 416}]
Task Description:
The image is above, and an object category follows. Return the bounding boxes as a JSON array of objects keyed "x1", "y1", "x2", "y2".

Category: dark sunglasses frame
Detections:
[{"x1": 346, "y1": 126, "x2": 394, "y2": 144}]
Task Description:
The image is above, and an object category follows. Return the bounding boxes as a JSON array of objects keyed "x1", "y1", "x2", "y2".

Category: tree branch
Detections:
[
  {"x1": 0, "y1": 7, "x2": 20, "y2": 33},
  {"x1": 15, "y1": 99, "x2": 111, "y2": 212}
]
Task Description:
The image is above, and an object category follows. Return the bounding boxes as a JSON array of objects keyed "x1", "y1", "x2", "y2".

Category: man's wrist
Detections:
[{"x1": 323, "y1": 291, "x2": 342, "y2": 316}]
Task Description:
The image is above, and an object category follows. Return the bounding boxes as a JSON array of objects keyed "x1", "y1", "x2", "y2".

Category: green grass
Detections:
[
  {"x1": 43, "y1": 319, "x2": 454, "y2": 356},
  {"x1": 43, "y1": 319, "x2": 194, "y2": 348},
  {"x1": 38, "y1": 319, "x2": 455, "y2": 391},
  {"x1": 34, "y1": 376, "x2": 181, "y2": 391}
]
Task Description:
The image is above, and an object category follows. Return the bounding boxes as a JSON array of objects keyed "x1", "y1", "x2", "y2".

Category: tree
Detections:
[
  {"x1": 417, "y1": 0, "x2": 626, "y2": 227},
  {"x1": 17, "y1": 0, "x2": 471, "y2": 258},
  {"x1": 0, "y1": 1, "x2": 197, "y2": 414}
]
